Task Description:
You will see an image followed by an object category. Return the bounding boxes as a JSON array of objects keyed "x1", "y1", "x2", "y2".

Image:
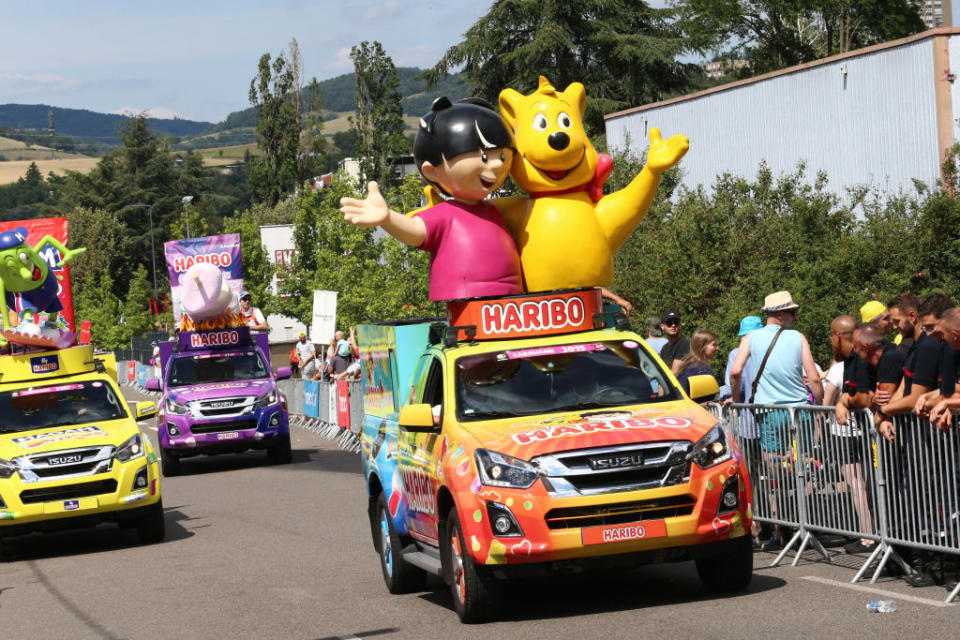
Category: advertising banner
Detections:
[
  {"x1": 303, "y1": 379, "x2": 320, "y2": 418},
  {"x1": 164, "y1": 233, "x2": 243, "y2": 327},
  {"x1": 336, "y1": 379, "x2": 350, "y2": 428},
  {"x1": 0, "y1": 217, "x2": 76, "y2": 332},
  {"x1": 311, "y1": 290, "x2": 338, "y2": 343}
]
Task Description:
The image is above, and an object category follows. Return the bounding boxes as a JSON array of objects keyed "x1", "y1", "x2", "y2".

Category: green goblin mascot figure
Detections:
[{"x1": 0, "y1": 226, "x2": 85, "y2": 349}]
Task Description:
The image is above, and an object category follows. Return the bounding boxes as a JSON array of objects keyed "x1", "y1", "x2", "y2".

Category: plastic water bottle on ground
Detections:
[{"x1": 866, "y1": 599, "x2": 897, "y2": 613}]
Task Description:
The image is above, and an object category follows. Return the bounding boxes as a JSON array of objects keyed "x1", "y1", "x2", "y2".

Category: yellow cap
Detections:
[{"x1": 860, "y1": 300, "x2": 887, "y2": 323}]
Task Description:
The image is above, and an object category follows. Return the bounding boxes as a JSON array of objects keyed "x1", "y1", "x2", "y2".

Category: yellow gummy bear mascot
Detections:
[{"x1": 495, "y1": 76, "x2": 689, "y2": 292}]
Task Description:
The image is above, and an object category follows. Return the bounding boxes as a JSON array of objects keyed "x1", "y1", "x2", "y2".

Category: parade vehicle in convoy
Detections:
[
  {"x1": 0, "y1": 344, "x2": 164, "y2": 556},
  {"x1": 146, "y1": 327, "x2": 292, "y2": 476},
  {"x1": 357, "y1": 288, "x2": 754, "y2": 622}
]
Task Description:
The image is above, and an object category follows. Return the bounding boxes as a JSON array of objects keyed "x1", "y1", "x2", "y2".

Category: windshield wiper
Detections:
[{"x1": 462, "y1": 410, "x2": 517, "y2": 419}]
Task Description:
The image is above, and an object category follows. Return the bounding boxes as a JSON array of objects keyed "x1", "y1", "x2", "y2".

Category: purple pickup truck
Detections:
[{"x1": 146, "y1": 328, "x2": 292, "y2": 476}]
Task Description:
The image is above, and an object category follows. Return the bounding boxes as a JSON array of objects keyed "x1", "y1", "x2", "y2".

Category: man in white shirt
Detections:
[{"x1": 295, "y1": 332, "x2": 317, "y2": 379}]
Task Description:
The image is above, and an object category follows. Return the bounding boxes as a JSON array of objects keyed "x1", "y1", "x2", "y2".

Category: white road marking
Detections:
[{"x1": 802, "y1": 575, "x2": 954, "y2": 607}]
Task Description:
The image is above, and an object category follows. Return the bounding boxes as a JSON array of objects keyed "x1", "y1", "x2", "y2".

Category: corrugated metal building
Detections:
[{"x1": 605, "y1": 28, "x2": 960, "y2": 196}]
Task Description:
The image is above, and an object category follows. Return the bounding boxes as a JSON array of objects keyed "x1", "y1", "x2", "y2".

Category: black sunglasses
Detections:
[{"x1": 663, "y1": 319, "x2": 681, "y2": 327}]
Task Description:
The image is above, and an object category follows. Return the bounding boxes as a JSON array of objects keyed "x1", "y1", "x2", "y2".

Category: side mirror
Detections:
[
  {"x1": 687, "y1": 374, "x2": 720, "y2": 404},
  {"x1": 399, "y1": 403, "x2": 438, "y2": 433},
  {"x1": 275, "y1": 366, "x2": 292, "y2": 380},
  {"x1": 135, "y1": 401, "x2": 159, "y2": 421},
  {"x1": 145, "y1": 378, "x2": 161, "y2": 391}
]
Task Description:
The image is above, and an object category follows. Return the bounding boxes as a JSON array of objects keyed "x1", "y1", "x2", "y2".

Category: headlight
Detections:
[
  {"x1": 0, "y1": 458, "x2": 18, "y2": 479},
  {"x1": 115, "y1": 434, "x2": 145, "y2": 463},
  {"x1": 166, "y1": 397, "x2": 190, "y2": 415},
  {"x1": 686, "y1": 425, "x2": 732, "y2": 469},
  {"x1": 256, "y1": 390, "x2": 278, "y2": 408},
  {"x1": 475, "y1": 449, "x2": 540, "y2": 489}
]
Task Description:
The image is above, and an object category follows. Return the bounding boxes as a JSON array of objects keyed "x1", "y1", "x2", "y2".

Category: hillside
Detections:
[
  {"x1": 0, "y1": 104, "x2": 212, "y2": 145},
  {"x1": 196, "y1": 68, "x2": 468, "y2": 140}
]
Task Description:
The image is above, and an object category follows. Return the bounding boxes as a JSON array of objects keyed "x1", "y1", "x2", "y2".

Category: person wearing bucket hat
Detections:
[
  {"x1": 719, "y1": 316, "x2": 761, "y2": 402},
  {"x1": 729, "y1": 291, "x2": 821, "y2": 550}
]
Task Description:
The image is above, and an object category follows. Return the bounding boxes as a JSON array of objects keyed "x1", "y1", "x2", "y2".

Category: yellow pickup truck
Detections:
[{"x1": 0, "y1": 345, "x2": 163, "y2": 558}]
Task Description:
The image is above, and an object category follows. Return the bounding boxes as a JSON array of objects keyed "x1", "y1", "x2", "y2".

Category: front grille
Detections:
[
  {"x1": 534, "y1": 441, "x2": 692, "y2": 497},
  {"x1": 16, "y1": 446, "x2": 114, "y2": 482},
  {"x1": 196, "y1": 396, "x2": 252, "y2": 418},
  {"x1": 32, "y1": 460, "x2": 112, "y2": 478},
  {"x1": 189, "y1": 419, "x2": 258, "y2": 434},
  {"x1": 545, "y1": 495, "x2": 697, "y2": 529},
  {"x1": 20, "y1": 479, "x2": 118, "y2": 504}
]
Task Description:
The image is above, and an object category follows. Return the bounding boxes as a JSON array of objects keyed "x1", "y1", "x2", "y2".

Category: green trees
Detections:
[
  {"x1": 249, "y1": 38, "x2": 327, "y2": 205},
  {"x1": 609, "y1": 154, "x2": 960, "y2": 365},
  {"x1": 276, "y1": 172, "x2": 430, "y2": 330},
  {"x1": 424, "y1": 0, "x2": 694, "y2": 133},
  {"x1": 350, "y1": 41, "x2": 408, "y2": 189},
  {"x1": 671, "y1": 0, "x2": 926, "y2": 74}
]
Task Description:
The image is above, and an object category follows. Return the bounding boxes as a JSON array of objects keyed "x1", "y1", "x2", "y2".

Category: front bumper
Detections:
[
  {"x1": 456, "y1": 460, "x2": 751, "y2": 566},
  {"x1": 160, "y1": 403, "x2": 288, "y2": 454},
  {"x1": 0, "y1": 455, "x2": 162, "y2": 535}
]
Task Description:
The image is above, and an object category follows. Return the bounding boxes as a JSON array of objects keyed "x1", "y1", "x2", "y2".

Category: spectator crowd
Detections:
[{"x1": 635, "y1": 288, "x2": 960, "y2": 590}]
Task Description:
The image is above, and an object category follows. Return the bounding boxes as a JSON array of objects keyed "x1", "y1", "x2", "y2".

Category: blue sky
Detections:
[
  {"x1": 0, "y1": 0, "x2": 497, "y2": 123},
  {"x1": 1, "y1": 0, "x2": 955, "y2": 124}
]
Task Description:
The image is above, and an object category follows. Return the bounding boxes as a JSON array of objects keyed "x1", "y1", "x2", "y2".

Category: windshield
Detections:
[
  {"x1": 454, "y1": 340, "x2": 679, "y2": 422},
  {"x1": 0, "y1": 380, "x2": 127, "y2": 433},
  {"x1": 168, "y1": 351, "x2": 269, "y2": 387}
]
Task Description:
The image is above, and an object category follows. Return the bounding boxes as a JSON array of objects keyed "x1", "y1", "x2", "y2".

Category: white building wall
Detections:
[{"x1": 606, "y1": 36, "x2": 946, "y2": 197}]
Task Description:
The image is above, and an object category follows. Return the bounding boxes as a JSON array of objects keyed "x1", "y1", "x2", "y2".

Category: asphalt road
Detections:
[{"x1": 1, "y1": 387, "x2": 959, "y2": 639}]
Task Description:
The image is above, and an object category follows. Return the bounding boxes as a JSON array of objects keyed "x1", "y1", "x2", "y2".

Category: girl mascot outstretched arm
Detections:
[{"x1": 340, "y1": 97, "x2": 523, "y2": 301}]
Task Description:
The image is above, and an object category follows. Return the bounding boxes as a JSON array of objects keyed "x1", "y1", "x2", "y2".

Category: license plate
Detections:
[
  {"x1": 43, "y1": 497, "x2": 98, "y2": 514},
  {"x1": 216, "y1": 432, "x2": 240, "y2": 440},
  {"x1": 581, "y1": 519, "x2": 667, "y2": 545}
]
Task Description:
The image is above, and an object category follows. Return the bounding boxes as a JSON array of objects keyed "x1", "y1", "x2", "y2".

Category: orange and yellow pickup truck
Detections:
[{"x1": 357, "y1": 288, "x2": 752, "y2": 622}]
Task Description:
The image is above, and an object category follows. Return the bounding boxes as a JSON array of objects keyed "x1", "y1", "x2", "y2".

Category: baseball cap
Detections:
[
  {"x1": 298, "y1": 331, "x2": 306, "y2": 337},
  {"x1": 860, "y1": 300, "x2": 887, "y2": 323},
  {"x1": 661, "y1": 310, "x2": 681, "y2": 324},
  {"x1": 738, "y1": 315, "x2": 763, "y2": 337},
  {"x1": 238, "y1": 289, "x2": 251, "y2": 300}
]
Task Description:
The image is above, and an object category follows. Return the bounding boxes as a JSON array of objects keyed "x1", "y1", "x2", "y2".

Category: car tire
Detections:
[
  {"x1": 160, "y1": 446, "x2": 180, "y2": 477},
  {"x1": 444, "y1": 507, "x2": 500, "y2": 623},
  {"x1": 376, "y1": 493, "x2": 426, "y2": 594},
  {"x1": 695, "y1": 534, "x2": 753, "y2": 592},
  {"x1": 135, "y1": 499, "x2": 166, "y2": 544},
  {"x1": 267, "y1": 434, "x2": 292, "y2": 464}
]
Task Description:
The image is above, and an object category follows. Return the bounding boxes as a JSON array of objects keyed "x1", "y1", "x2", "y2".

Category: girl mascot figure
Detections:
[{"x1": 340, "y1": 97, "x2": 522, "y2": 301}]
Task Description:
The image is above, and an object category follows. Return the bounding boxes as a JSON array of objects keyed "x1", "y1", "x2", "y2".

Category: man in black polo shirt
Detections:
[
  {"x1": 659, "y1": 310, "x2": 690, "y2": 376},
  {"x1": 911, "y1": 295, "x2": 957, "y2": 417},
  {"x1": 888, "y1": 293, "x2": 921, "y2": 356}
]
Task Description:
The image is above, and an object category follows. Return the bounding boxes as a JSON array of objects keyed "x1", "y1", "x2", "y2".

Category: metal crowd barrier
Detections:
[{"x1": 715, "y1": 402, "x2": 960, "y2": 603}]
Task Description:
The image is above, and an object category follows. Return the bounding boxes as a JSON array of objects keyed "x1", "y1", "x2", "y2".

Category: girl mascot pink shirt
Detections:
[{"x1": 340, "y1": 97, "x2": 522, "y2": 301}]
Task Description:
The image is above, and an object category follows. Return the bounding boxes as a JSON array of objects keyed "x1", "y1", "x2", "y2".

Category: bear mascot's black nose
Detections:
[{"x1": 548, "y1": 131, "x2": 570, "y2": 151}]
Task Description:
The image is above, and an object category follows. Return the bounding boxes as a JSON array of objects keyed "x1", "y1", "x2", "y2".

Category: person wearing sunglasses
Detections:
[{"x1": 658, "y1": 310, "x2": 689, "y2": 376}]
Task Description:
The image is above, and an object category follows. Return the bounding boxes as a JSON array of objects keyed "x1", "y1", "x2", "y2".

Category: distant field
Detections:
[
  {"x1": 0, "y1": 158, "x2": 100, "y2": 184},
  {"x1": 182, "y1": 112, "x2": 420, "y2": 168},
  {"x1": 185, "y1": 143, "x2": 257, "y2": 167},
  {"x1": 0, "y1": 135, "x2": 90, "y2": 162}
]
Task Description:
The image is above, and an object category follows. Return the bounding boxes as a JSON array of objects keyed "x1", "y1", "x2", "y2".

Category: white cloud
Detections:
[
  {"x1": 323, "y1": 47, "x2": 355, "y2": 74},
  {"x1": 110, "y1": 106, "x2": 181, "y2": 120},
  {"x1": 361, "y1": 0, "x2": 401, "y2": 23},
  {"x1": 0, "y1": 73, "x2": 82, "y2": 95}
]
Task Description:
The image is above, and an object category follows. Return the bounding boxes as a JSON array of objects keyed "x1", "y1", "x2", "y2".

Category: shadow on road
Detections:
[
  {"x1": 0, "y1": 504, "x2": 195, "y2": 562},
  {"x1": 164, "y1": 447, "x2": 361, "y2": 477},
  {"x1": 314, "y1": 628, "x2": 399, "y2": 640},
  {"x1": 418, "y1": 561, "x2": 786, "y2": 621}
]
